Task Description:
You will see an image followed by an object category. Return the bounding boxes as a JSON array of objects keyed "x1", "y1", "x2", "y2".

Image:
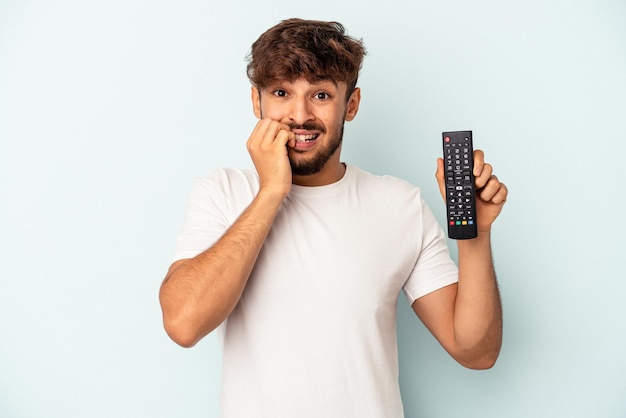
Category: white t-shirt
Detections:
[{"x1": 173, "y1": 164, "x2": 458, "y2": 418}]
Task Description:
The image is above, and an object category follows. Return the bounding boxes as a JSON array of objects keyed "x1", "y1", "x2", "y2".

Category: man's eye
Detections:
[
  {"x1": 273, "y1": 90, "x2": 287, "y2": 97},
  {"x1": 315, "y1": 92, "x2": 330, "y2": 100}
]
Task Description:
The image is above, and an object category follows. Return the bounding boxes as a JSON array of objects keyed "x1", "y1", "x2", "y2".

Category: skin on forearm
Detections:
[
  {"x1": 159, "y1": 188, "x2": 285, "y2": 348},
  {"x1": 453, "y1": 230, "x2": 503, "y2": 368},
  {"x1": 413, "y1": 229, "x2": 502, "y2": 369}
]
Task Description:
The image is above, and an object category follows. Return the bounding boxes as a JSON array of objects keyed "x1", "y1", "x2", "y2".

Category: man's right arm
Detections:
[
  {"x1": 159, "y1": 188, "x2": 285, "y2": 347},
  {"x1": 159, "y1": 118, "x2": 295, "y2": 348}
]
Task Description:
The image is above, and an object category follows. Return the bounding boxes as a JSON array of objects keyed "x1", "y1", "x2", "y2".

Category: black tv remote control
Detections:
[{"x1": 442, "y1": 131, "x2": 478, "y2": 240}]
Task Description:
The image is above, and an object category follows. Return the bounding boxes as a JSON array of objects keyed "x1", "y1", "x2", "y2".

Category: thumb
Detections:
[{"x1": 435, "y1": 158, "x2": 446, "y2": 200}]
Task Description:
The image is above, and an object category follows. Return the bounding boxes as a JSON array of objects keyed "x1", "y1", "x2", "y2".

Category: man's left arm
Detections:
[{"x1": 412, "y1": 150, "x2": 508, "y2": 369}]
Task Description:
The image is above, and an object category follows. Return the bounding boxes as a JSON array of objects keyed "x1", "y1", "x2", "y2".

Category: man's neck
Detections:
[{"x1": 292, "y1": 162, "x2": 347, "y2": 187}]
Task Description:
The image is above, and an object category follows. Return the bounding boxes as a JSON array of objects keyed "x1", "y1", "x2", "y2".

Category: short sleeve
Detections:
[
  {"x1": 402, "y1": 198, "x2": 459, "y2": 304},
  {"x1": 171, "y1": 168, "x2": 258, "y2": 263}
]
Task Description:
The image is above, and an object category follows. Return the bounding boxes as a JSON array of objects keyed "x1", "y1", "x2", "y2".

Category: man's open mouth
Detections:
[{"x1": 294, "y1": 133, "x2": 319, "y2": 143}]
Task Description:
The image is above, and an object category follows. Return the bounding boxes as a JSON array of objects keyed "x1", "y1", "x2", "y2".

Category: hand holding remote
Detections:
[
  {"x1": 471, "y1": 149, "x2": 508, "y2": 234},
  {"x1": 437, "y1": 131, "x2": 508, "y2": 239}
]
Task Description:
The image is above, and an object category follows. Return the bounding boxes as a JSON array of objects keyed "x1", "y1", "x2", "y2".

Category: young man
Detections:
[{"x1": 159, "y1": 18, "x2": 508, "y2": 417}]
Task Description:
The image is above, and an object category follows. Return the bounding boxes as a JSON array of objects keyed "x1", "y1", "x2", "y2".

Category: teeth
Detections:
[{"x1": 294, "y1": 134, "x2": 318, "y2": 142}]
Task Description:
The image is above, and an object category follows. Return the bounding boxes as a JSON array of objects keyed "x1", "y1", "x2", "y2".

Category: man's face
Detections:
[{"x1": 252, "y1": 78, "x2": 360, "y2": 182}]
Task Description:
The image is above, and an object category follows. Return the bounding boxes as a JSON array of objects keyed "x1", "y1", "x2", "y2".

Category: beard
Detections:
[{"x1": 288, "y1": 122, "x2": 344, "y2": 176}]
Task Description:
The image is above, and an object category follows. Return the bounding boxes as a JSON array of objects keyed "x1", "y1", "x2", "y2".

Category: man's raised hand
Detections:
[{"x1": 247, "y1": 118, "x2": 295, "y2": 198}]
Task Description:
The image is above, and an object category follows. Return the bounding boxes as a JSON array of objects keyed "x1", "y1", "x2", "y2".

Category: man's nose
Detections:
[{"x1": 288, "y1": 97, "x2": 314, "y2": 125}]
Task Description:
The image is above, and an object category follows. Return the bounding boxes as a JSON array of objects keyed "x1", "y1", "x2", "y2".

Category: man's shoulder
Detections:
[
  {"x1": 350, "y1": 164, "x2": 421, "y2": 196},
  {"x1": 190, "y1": 167, "x2": 260, "y2": 208},
  {"x1": 195, "y1": 167, "x2": 259, "y2": 188}
]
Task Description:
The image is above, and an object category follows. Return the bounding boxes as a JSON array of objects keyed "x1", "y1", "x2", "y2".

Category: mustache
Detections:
[{"x1": 288, "y1": 123, "x2": 325, "y2": 132}]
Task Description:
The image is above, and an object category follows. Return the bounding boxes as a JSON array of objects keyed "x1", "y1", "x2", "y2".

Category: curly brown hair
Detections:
[{"x1": 246, "y1": 18, "x2": 366, "y2": 100}]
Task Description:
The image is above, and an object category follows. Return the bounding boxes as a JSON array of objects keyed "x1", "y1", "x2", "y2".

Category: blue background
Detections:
[{"x1": 1, "y1": 0, "x2": 625, "y2": 416}]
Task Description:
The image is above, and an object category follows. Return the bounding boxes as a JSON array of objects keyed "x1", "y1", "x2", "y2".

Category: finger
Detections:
[
  {"x1": 490, "y1": 182, "x2": 508, "y2": 205},
  {"x1": 259, "y1": 119, "x2": 283, "y2": 148},
  {"x1": 478, "y1": 175, "x2": 506, "y2": 203},
  {"x1": 435, "y1": 158, "x2": 446, "y2": 198},
  {"x1": 265, "y1": 121, "x2": 293, "y2": 147},
  {"x1": 474, "y1": 163, "x2": 493, "y2": 190},
  {"x1": 275, "y1": 128, "x2": 295, "y2": 149},
  {"x1": 247, "y1": 119, "x2": 266, "y2": 144},
  {"x1": 286, "y1": 130, "x2": 296, "y2": 148},
  {"x1": 247, "y1": 118, "x2": 273, "y2": 150},
  {"x1": 473, "y1": 149, "x2": 485, "y2": 177},
  {"x1": 250, "y1": 119, "x2": 288, "y2": 151}
]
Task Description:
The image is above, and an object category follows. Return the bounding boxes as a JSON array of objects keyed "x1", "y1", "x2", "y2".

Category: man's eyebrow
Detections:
[{"x1": 313, "y1": 78, "x2": 339, "y2": 88}]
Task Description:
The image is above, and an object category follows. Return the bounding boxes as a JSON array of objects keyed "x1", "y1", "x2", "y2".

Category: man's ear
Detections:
[
  {"x1": 251, "y1": 87, "x2": 262, "y2": 119},
  {"x1": 345, "y1": 87, "x2": 361, "y2": 122}
]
